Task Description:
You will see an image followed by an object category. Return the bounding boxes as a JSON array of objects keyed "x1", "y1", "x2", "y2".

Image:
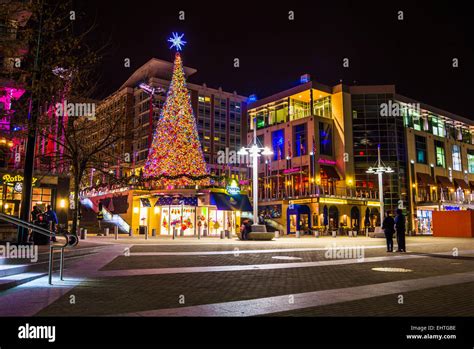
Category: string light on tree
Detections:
[{"x1": 144, "y1": 33, "x2": 209, "y2": 187}]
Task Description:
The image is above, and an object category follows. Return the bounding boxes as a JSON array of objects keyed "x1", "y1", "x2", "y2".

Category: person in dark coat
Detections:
[
  {"x1": 394, "y1": 209, "x2": 406, "y2": 252},
  {"x1": 382, "y1": 211, "x2": 395, "y2": 252}
]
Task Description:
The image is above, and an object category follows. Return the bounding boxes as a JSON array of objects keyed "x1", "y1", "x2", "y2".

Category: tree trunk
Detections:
[{"x1": 71, "y1": 171, "x2": 82, "y2": 236}]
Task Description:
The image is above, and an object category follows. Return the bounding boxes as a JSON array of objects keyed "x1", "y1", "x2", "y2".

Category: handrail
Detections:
[{"x1": 0, "y1": 212, "x2": 78, "y2": 285}]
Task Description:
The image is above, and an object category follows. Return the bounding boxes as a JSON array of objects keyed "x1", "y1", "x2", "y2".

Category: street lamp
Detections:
[
  {"x1": 238, "y1": 120, "x2": 273, "y2": 231},
  {"x1": 366, "y1": 145, "x2": 394, "y2": 223}
]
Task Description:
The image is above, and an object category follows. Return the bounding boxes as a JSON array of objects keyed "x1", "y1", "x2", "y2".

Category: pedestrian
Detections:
[
  {"x1": 31, "y1": 206, "x2": 42, "y2": 224},
  {"x1": 44, "y1": 205, "x2": 58, "y2": 233},
  {"x1": 382, "y1": 211, "x2": 395, "y2": 252},
  {"x1": 394, "y1": 209, "x2": 406, "y2": 252},
  {"x1": 240, "y1": 219, "x2": 252, "y2": 241}
]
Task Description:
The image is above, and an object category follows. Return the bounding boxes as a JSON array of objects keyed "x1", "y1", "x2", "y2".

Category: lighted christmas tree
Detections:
[{"x1": 144, "y1": 33, "x2": 209, "y2": 187}]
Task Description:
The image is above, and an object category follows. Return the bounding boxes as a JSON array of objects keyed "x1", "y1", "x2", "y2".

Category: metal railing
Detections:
[{"x1": 0, "y1": 213, "x2": 78, "y2": 285}]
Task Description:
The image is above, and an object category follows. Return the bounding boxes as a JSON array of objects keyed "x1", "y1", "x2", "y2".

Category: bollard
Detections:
[
  {"x1": 83, "y1": 229, "x2": 88, "y2": 240},
  {"x1": 296, "y1": 231, "x2": 301, "y2": 239},
  {"x1": 129, "y1": 227, "x2": 133, "y2": 237},
  {"x1": 275, "y1": 230, "x2": 280, "y2": 239},
  {"x1": 79, "y1": 228, "x2": 84, "y2": 240},
  {"x1": 114, "y1": 226, "x2": 119, "y2": 240},
  {"x1": 144, "y1": 226, "x2": 148, "y2": 240},
  {"x1": 105, "y1": 228, "x2": 109, "y2": 237},
  {"x1": 198, "y1": 227, "x2": 201, "y2": 240},
  {"x1": 226, "y1": 230, "x2": 232, "y2": 239},
  {"x1": 152, "y1": 228, "x2": 156, "y2": 237},
  {"x1": 220, "y1": 230, "x2": 225, "y2": 239},
  {"x1": 172, "y1": 227, "x2": 176, "y2": 240}
]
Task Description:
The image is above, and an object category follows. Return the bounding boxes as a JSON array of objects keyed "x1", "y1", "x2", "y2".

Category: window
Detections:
[
  {"x1": 432, "y1": 116, "x2": 445, "y2": 137},
  {"x1": 452, "y1": 145, "x2": 462, "y2": 171},
  {"x1": 293, "y1": 124, "x2": 307, "y2": 157},
  {"x1": 415, "y1": 135, "x2": 427, "y2": 164},
  {"x1": 319, "y1": 122, "x2": 332, "y2": 156},
  {"x1": 434, "y1": 141, "x2": 445, "y2": 168},
  {"x1": 468, "y1": 149, "x2": 474, "y2": 174},
  {"x1": 272, "y1": 129, "x2": 285, "y2": 161}
]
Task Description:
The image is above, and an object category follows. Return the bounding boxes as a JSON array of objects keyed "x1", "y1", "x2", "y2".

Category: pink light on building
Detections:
[{"x1": 0, "y1": 86, "x2": 25, "y2": 131}]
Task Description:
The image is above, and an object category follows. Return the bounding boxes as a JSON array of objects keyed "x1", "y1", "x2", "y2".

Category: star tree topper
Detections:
[{"x1": 168, "y1": 32, "x2": 187, "y2": 51}]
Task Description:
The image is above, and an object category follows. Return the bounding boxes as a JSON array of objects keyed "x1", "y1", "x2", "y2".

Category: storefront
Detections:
[
  {"x1": 130, "y1": 189, "x2": 252, "y2": 237},
  {"x1": 0, "y1": 172, "x2": 70, "y2": 224}
]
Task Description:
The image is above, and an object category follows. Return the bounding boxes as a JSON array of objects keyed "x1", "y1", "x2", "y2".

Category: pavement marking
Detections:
[
  {"x1": 120, "y1": 271, "x2": 474, "y2": 317},
  {"x1": 98, "y1": 255, "x2": 423, "y2": 277},
  {"x1": 128, "y1": 242, "x2": 440, "y2": 256},
  {"x1": 99, "y1": 250, "x2": 474, "y2": 277}
]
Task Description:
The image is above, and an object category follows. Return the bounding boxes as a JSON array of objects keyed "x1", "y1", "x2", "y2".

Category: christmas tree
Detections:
[{"x1": 144, "y1": 34, "x2": 209, "y2": 187}]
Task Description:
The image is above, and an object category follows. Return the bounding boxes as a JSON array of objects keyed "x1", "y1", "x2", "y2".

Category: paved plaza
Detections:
[{"x1": 0, "y1": 236, "x2": 473, "y2": 317}]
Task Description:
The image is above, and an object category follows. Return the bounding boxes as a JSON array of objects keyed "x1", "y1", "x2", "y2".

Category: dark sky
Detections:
[{"x1": 81, "y1": 1, "x2": 473, "y2": 118}]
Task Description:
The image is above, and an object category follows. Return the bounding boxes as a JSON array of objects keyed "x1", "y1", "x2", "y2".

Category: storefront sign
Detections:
[
  {"x1": 226, "y1": 179, "x2": 241, "y2": 196},
  {"x1": 283, "y1": 168, "x2": 300, "y2": 175},
  {"x1": 289, "y1": 199, "x2": 313, "y2": 205},
  {"x1": 2, "y1": 174, "x2": 38, "y2": 185},
  {"x1": 318, "y1": 159, "x2": 337, "y2": 166}
]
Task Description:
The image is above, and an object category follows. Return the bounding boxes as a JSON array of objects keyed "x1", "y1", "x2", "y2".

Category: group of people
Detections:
[
  {"x1": 240, "y1": 219, "x2": 253, "y2": 240},
  {"x1": 31, "y1": 205, "x2": 58, "y2": 231},
  {"x1": 382, "y1": 209, "x2": 406, "y2": 253}
]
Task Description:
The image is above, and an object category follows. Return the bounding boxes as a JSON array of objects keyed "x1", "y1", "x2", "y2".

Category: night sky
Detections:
[{"x1": 81, "y1": 1, "x2": 473, "y2": 118}]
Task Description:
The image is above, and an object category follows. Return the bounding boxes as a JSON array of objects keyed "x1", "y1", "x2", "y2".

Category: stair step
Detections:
[
  {"x1": 0, "y1": 272, "x2": 47, "y2": 292},
  {"x1": 0, "y1": 264, "x2": 29, "y2": 278}
]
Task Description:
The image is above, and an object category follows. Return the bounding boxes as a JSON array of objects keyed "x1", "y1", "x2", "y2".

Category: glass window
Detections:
[
  {"x1": 468, "y1": 149, "x2": 474, "y2": 174},
  {"x1": 434, "y1": 140, "x2": 445, "y2": 168},
  {"x1": 415, "y1": 135, "x2": 427, "y2": 164},
  {"x1": 452, "y1": 145, "x2": 462, "y2": 171},
  {"x1": 319, "y1": 122, "x2": 333, "y2": 156},
  {"x1": 432, "y1": 116, "x2": 445, "y2": 137},
  {"x1": 293, "y1": 124, "x2": 307, "y2": 157},
  {"x1": 272, "y1": 129, "x2": 285, "y2": 161}
]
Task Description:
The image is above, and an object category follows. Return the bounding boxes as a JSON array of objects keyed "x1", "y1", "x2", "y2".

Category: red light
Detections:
[{"x1": 359, "y1": 151, "x2": 365, "y2": 156}]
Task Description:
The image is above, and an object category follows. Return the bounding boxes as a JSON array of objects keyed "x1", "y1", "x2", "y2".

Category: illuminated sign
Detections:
[
  {"x1": 2, "y1": 174, "x2": 38, "y2": 185},
  {"x1": 318, "y1": 159, "x2": 337, "y2": 166},
  {"x1": 226, "y1": 179, "x2": 241, "y2": 196},
  {"x1": 283, "y1": 168, "x2": 300, "y2": 175}
]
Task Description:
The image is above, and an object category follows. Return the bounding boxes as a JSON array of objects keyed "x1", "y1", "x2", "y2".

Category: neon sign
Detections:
[{"x1": 318, "y1": 159, "x2": 337, "y2": 165}]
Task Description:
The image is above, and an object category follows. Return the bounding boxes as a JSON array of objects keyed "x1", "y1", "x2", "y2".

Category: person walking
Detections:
[
  {"x1": 394, "y1": 209, "x2": 406, "y2": 252},
  {"x1": 382, "y1": 211, "x2": 395, "y2": 252},
  {"x1": 44, "y1": 205, "x2": 59, "y2": 242}
]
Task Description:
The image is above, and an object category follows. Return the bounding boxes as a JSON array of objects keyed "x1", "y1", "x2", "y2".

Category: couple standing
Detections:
[{"x1": 382, "y1": 209, "x2": 406, "y2": 253}]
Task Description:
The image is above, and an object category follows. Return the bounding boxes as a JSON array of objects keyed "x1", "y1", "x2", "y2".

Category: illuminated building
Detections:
[{"x1": 247, "y1": 77, "x2": 474, "y2": 235}]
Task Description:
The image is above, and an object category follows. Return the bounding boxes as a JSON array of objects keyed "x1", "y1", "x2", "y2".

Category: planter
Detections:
[{"x1": 332, "y1": 230, "x2": 337, "y2": 238}]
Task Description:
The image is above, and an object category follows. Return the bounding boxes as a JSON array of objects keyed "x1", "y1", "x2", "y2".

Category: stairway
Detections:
[{"x1": 80, "y1": 198, "x2": 130, "y2": 235}]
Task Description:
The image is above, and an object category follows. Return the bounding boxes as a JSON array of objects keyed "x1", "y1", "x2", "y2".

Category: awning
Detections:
[
  {"x1": 155, "y1": 196, "x2": 198, "y2": 206},
  {"x1": 437, "y1": 176, "x2": 454, "y2": 189},
  {"x1": 320, "y1": 165, "x2": 341, "y2": 180},
  {"x1": 454, "y1": 178, "x2": 470, "y2": 190},
  {"x1": 417, "y1": 172, "x2": 436, "y2": 186},
  {"x1": 210, "y1": 193, "x2": 253, "y2": 212}
]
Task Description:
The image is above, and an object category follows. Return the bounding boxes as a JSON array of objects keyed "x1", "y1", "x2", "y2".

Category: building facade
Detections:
[{"x1": 247, "y1": 76, "x2": 474, "y2": 235}]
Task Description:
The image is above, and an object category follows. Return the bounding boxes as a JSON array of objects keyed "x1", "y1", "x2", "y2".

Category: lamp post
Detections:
[
  {"x1": 238, "y1": 119, "x2": 273, "y2": 230},
  {"x1": 366, "y1": 145, "x2": 394, "y2": 224}
]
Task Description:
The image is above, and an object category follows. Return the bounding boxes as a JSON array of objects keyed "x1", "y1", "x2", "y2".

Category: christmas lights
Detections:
[{"x1": 144, "y1": 50, "x2": 209, "y2": 187}]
